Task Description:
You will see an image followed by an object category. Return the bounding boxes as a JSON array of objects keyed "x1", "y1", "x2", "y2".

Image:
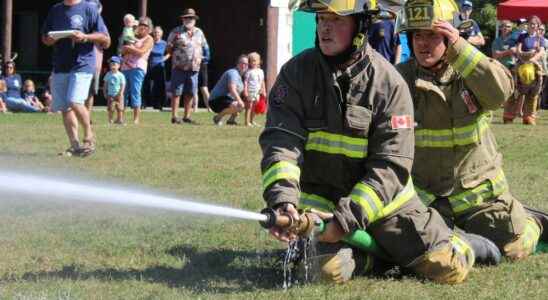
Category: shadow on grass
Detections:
[{"x1": 6, "y1": 245, "x2": 286, "y2": 293}]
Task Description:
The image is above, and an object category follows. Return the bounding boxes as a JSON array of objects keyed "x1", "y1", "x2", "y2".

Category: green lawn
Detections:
[{"x1": 0, "y1": 110, "x2": 547, "y2": 300}]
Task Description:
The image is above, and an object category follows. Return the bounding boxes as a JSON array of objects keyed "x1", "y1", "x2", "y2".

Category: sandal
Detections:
[{"x1": 79, "y1": 139, "x2": 96, "y2": 157}]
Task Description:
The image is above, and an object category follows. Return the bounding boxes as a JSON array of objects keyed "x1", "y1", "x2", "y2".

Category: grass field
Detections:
[{"x1": 0, "y1": 110, "x2": 547, "y2": 300}]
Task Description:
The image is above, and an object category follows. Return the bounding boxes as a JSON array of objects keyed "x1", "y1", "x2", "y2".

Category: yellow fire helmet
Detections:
[
  {"x1": 397, "y1": 0, "x2": 460, "y2": 32},
  {"x1": 295, "y1": 0, "x2": 406, "y2": 16},
  {"x1": 517, "y1": 63, "x2": 538, "y2": 86}
]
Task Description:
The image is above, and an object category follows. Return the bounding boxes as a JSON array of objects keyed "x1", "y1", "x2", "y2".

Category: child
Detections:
[
  {"x1": 118, "y1": 14, "x2": 137, "y2": 55},
  {"x1": 0, "y1": 80, "x2": 7, "y2": 113},
  {"x1": 103, "y1": 56, "x2": 126, "y2": 124},
  {"x1": 22, "y1": 79, "x2": 46, "y2": 112},
  {"x1": 243, "y1": 52, "x2": 266, "y2": 127}
]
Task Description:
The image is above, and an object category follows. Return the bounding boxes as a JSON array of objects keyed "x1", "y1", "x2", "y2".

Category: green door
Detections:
[{"x1": 292, "y1": 10, "x2": 316, "y2": 56}]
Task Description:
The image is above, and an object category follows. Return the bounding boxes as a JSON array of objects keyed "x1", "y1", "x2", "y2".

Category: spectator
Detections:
[
  {"x1": 166, "y1": 8, "x2": 208, "y2": 124},
  {"x1": 209, "y1": 54, "x2": 248, "y2": 126},
  {"x1": 41, "y1": 0, "x2": 110, "y2": 157},
  {"x1": 22, "y1": 79, "x2": 46, "y2": 112},
  {"x1": 118, "y1": 14, "x2": 137, "y2": 55},
  {"x1": 456, "y1": 1, "x2": 485, "y2": 47},
  {"x1": 243, "y1": 52, "x2": 265, "y2": 127},
  {"x1": 368, "y1": 10, "x2": 401, "y2": 64},
  {"x1": 41, "y1": 74, "x2": 53, "y2": 112},
  {"x1": 103, "y1": 56, "x2": 126, "y2": 124},
  {"x1": 1, "y1": 61, "x2": 40, "y2": 112},
  {"x1": 143, "y1": 26, "x2": 169, "y2": 110},
  {"x1": 0, "y1": 80, "x2": 7, "y2": 113},
  {"x1": 540, "y1": 24, "x2": 548, "y2": 109},
  {"x1": 121, "y1": 16, "x2": 154, "y2": 125},
  {"x1": 84, "y1": 0, "x2": 106, "y2": 119},
  {"x1": 507, "y1": 15, "x2": 546, "y2": 125},
  {"x1": 492, "y1": 20, "x2": 516, "y2": 70},
  {"x1": 197, "y1": 41, "x2": 212, "y2": 111},
  {"x1": 510, "y1": 18, "x2": 528, "y2": 45}
]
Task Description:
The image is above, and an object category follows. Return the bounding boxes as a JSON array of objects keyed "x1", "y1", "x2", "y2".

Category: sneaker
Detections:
[
  {"x1": 182, "y1": 117, "x2": 199, "y2": 125},
  {"x1": 212, "y1": 115, "x2": 223, "y2": 126},
  {"x1": 226, "y1": 119, "x2": 238, "y2": 126},
  {"x1": 171, "y1": 117, "x2": 182, "y2": 124}
]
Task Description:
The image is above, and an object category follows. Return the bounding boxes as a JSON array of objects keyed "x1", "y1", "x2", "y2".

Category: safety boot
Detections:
[
  {"x1": 461, "y1": 232, "x2": 502, "y2": 265},
  {"x1": 524, "y1": 206, "x2": 548, "y2": 242},
  {"x1": 523, "y1": 116, "x2": 536, "y2": 125}
]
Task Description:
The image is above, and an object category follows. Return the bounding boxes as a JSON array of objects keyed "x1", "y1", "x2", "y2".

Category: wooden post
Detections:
[
  {"x1": 2, "y1": 0, "x2": 13, "y2": 62},
  {"x1": 266, "y1": 5, "x2": 279, "y2": 94},
  {"x1": 139, "y1": 0, "x2": 148, "y2": 17}
]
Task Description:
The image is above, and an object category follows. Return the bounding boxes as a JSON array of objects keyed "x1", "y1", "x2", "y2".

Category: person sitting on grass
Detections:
[
  {"x1": 22, "y1": 79, "x2": 47, "y2": 112},
  {"x1": 243, "y1": 52, "x2": 266, "y2": 127},
  {"x1": 2, "y1": 61, "x2": 40, "y2": 113},
  {"x1": 103, "y1": 56, "x2": 126, "y2": 124},
  {"x1": 209, "y1": 54, "x2": 248, "y2": 126}
]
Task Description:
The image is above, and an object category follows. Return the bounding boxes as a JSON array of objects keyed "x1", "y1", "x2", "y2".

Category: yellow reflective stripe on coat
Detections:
[
  {"x1": 415, "y1": 114, "x2": 490, "y2": 148},
  {"x1": 351, "y1": 178, "x2": 416, "y2": 224},
  {"x1": 306, "y1": 131, "x2": 368, "y2": 159},
  {"x1": 262, "y1": 161, "x2": 301, "y2": 191},
  {"x1": 451, "y1": 234, "x2": 474, "y2": 259},
  {"x1": 415, "y1": 185, "x2": 436, "y2": 207},
  {"x1": 449, "y1": 171, "x2": 508, "y2": 215},
  {"x1": 299, "y1": 192, "x2": 336, "y2": 213},
  {"x1": 452, "y1": 43, "x2": 486, "y2": 78},
  {"x1": 522, "y1": 217, "x2": 541, "y2": 251}
]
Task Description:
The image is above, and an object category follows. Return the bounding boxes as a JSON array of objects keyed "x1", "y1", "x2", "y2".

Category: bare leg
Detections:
[
  {"x1": 71, "y1": 103, "x2": 94, "y2": 142},
  {"x1": 200, "y1": 86, "x2": 211, "y2": 111},
  {"x1": 183, "y1": 94, "x2": 193, "y2": 119},
  {"x1": 171, "y1": 95, "x2": 180, "y2": 119},
  {"x1": 133, "y1": 107, "x2": 141, "y2": 124},
  {"x1": 62, "y1": 109, "x2": 80, "y2": 147},
  {"x1": 107, "y1": 98, "x2": 114, "y2": 123}
]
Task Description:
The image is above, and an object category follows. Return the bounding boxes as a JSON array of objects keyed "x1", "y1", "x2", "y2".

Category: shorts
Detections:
[
  {"x1": 209, "y1": 95, "x2": 235, "y2": 113},
  {"x1": 198, "y1": 63, "x2": 208, "y2": 88},
  {"x1": 88, "y1": 72, "x2": 101, "y2": 96},
  {"x1": 51, "y1": 72, "x2": 94, "y2": 112},
  {"x1": 170, "y1": 69, "x2": 198, "y2": 97},
  {"x1": 122, "y1": 68, "x2": 146, "y2": 109}
]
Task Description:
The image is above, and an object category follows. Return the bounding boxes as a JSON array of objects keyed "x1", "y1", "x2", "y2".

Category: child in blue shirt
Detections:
[
  {"x1": 103, "y1": 56, "x2": 126, "y2": 124},
  {"x1": 23, "y1": 79, "x2": 46, "y2": 112}
]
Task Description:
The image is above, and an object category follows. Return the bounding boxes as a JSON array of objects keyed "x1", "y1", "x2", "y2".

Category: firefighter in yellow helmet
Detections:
[
  {"x1": 259, "y1": 0, "x2": 502, "y2": 285},
  {"x1": 396, "y1": 0, "x2": 545, "y2": 261}
]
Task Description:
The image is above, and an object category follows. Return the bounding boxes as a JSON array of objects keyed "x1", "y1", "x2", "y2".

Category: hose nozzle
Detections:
[{"x1": 259, "y1": 208, "x2": 323, "y2": 237}]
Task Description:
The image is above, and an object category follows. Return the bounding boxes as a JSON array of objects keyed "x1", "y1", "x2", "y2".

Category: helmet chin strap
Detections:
[{"x1": 316, "y1": 14, "x2": 370, "y2": 67}]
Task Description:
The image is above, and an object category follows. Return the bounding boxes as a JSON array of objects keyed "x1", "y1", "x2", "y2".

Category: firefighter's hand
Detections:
[
  {"x1": 317, "y1": 219, "x2": 345, "y2": 243},
  {"x1": 269, "y1": 203, "x2": 300, "y2": 243},
  {"x1": 432, "y1": 20, "x2": 460, "y2": 46}
]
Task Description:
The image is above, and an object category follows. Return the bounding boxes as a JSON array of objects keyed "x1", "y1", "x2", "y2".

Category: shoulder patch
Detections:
[
  {"x1": 391, "y1": 115, "x2": 413, "y2": 129},
  {"x1": 271, "y1": 83, "x2": 288, "y2": 106}
]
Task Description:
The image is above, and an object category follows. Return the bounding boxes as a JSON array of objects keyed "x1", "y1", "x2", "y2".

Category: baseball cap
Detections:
[
  {"x1": 109, "y1": 56, "x2": 121, "y2": 64},
  {"x1": 462, "y1": 1, "x2": 473, "y2": 9}
]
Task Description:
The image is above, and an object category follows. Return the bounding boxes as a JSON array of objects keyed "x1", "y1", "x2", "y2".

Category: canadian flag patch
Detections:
[
  {"x1": 391, "y1": 115, "x2": 413, "y2": 129},
  {"x1": 461, "y1": 89, "x2": 478, "y2": 113}
]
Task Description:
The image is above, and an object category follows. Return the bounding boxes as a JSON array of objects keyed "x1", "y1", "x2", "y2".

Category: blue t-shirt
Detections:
[
  {"x1": 368, "y1": 19, "x2": 400, "y2": 64},
  {"x1": 209, "y1": 68, "x2": 243, "y2": 100},
  {"x1": 399, "y1": 33, "x2": 410, "y2": 63},
  {"x1": 4, "y1": 74, "x2": 23, "y2": 98},
  {"x1": 41, "y1": 1, "x2": 109, "y2": 73},
  {"x1": 518, "y1": 33, "x2": 546, "y2": 52},
  {"x1": 103, "y1": 71, "x2": 126, "y2": 97},
  {"x1": 149, "y1": 40, "x2": 167, "y2": 68}
]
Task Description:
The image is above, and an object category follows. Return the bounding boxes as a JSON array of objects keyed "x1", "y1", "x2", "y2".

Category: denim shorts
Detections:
[
  {"x1": 51, "y1": 72, "x2": 94, "y2": 112},
  {"x1": 171, "y1": 69, "x2": 198, "y2": 97},
  {"x1": 122, "y1": 68, "x2": 146, "y2": 108}
]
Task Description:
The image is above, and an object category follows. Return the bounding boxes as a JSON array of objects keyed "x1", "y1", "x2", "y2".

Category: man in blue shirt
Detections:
[
  {"x1": 209, "y1": 55, "x2": 247, "y2": 126},
  {"x1": 368, "y1": 11, "x2": 401, "y2": 64},
  {"x1": 41, "y1": 0, "x2": 110, "y2": 157},
  {"x1": 456, "y1": 1, "x2": 484, "y2": 47}
]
